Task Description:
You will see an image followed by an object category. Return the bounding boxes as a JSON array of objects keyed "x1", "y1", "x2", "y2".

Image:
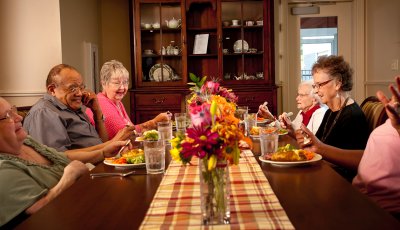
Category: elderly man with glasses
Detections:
[{"x1": 23, "y1": 64, "x2": 133, "y2": 152}]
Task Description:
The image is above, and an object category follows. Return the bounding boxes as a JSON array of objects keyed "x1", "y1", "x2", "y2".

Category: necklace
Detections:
[{"x1": 321, "y1": 97, "x2": 350, "y2": 142}]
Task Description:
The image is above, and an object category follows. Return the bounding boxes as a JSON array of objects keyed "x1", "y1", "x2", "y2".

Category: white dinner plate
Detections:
[
  {"x1": 149, "y1": 64, "x2": 173, "y2": 82},
  {"x1": 233, "y1": 39, "x2": 249, "y2": 53},
  {"x1": 104, "y1": 159, "x2": 146, "y2": 169},
  {"x1": 259, "y1": 154, "x2": 322, "y2": 166}
]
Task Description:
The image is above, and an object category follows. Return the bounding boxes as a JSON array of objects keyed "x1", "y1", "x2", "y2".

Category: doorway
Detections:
[{"x1": 279, "y1": 0, "x2": 360, "y2": 115}]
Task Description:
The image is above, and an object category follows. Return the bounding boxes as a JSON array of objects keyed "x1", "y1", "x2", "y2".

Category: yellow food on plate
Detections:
[
  {"x1": 269, "y1": 144, "x2": 315, "y2": 162},
  {"x1": 108, "y1": 149, "x2": 145, "y2": 165},
  {"x1": 250, "y1": 126, "x2": 261, "y2": 135}
]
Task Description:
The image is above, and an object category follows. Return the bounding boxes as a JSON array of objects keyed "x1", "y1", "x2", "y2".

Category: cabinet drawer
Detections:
[
  {"x1": 235, "y1": 91, "x2": 275, "y2": 113},
  {"x1": 135, "y1": 94, "x2": 182, "y2": 107}
]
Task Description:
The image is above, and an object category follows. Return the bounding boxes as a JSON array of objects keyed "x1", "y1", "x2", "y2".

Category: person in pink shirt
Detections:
[
  {"x1": 353, "y1": 76, "x2": 400, "y2": 219},
  {"x1": 87, "y1": 60, "x2": 169, "y2": 139}
]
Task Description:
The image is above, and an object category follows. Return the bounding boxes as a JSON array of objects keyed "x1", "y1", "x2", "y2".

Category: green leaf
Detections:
[{"x1": 189, "y1": 72, "x2": 199, "y2": 83}]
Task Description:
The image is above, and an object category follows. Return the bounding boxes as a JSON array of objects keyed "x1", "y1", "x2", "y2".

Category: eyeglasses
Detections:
[
  {"x1": 312, "y1": 79, "x2": 334, "y2": 90},
  {"x1": 109, "y1": 81, "x2": 129, "y2": 88},
  {"x1": 0, "y1": 106, "x2": 19, "y2": 122},
  {"x1": 67, "y1": 84, "x2": 86, "y2": 94},
  {"x1": 297, "y1": 93, "x2": 310, "y2": 97}
]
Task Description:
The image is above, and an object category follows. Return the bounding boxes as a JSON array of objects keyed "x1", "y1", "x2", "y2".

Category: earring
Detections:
[{"x1": 336, "y1": 92, "x2": 339, "y2": 98}]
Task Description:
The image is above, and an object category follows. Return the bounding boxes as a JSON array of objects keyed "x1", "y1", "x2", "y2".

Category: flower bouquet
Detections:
[{"x1": 170, "y1": 73, "x2": 249, "y2": 225}]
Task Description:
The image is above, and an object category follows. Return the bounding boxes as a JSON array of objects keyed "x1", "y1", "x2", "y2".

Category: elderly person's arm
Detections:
[
  {"x1": 296, "y1": 124, "x2": 363, "y2": 171},
  {"x1": 137, "y1": 112, "x2": 170, "y2": 132},
  {"x1": 25, "y1": 160, "x2": 88, "y2": 214},
  {"x1": 377, "y1": 76, "x2": 400, "y2": 136},
  {"x1": 64, "y1": 140, "x2": 127, "y2": 164},
  {"x1": 83, "y1": 91, "x2": 109, "y2": 142}
]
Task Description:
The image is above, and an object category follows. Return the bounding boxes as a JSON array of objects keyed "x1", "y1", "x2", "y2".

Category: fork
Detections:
[{"x1": 90, "y1": 171, "x2": 146, "y2": 178}]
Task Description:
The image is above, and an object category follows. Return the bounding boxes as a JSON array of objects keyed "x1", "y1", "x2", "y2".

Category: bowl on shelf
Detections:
[
  {"x1": 143, "y1": 49, "x2": 154, "y2": 55},
  {"x1": 256, "y1": 20, "x2": 263, "y2": 26},
  {"x1": 223, "y1": 21, "x2": 230, "y2": 27}
]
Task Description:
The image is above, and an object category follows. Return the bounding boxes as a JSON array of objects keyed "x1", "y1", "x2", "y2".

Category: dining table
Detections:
[{"x1": 14, "y1": 135, "x2": 400, "y2": 229}]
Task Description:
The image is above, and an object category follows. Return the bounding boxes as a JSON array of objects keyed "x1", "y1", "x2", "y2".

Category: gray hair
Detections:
[
  {"x1": 100, "y1": 60, "x2": 129, "y2": 87},
  {"x1": 299, "y1": 80, "x2": 322, "y2": 104}
]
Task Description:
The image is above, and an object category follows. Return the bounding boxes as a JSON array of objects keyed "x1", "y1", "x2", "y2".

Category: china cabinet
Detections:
[{"x1": 130, "y1": 0, "x2": 276, "y2": 124}]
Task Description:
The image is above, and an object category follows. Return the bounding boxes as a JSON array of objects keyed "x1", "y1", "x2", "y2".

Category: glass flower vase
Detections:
[{"x1": 199, "y1": 157, "x2": 231, "y2": 225}]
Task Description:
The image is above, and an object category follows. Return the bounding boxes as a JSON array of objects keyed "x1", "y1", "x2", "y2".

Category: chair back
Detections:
[{"x1": 360, "y1": 96, "x2": 388, "y2": 133}]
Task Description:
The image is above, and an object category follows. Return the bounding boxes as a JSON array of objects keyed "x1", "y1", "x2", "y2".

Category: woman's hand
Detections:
[
  {"x1": 257, "y1": 104, "x2": 274, "y2": 120},
  {"x1": 278, "y1": 112, "x2": 292, "y2": 129},
  {"x1": 295, "y1": 124, "x2": 323, "y2": 153},
  {"x1": 153, "y1": 113, "x2": 171, "y2": 123},
  {"x1": 63, "y1": 160, "x2": 89, "y2": 180},
  {"x1": 377, "y1": 76, "x2": 400, "y2": 135},
  {"x1": 26, "y1": 160, "x2": 88, "y2": 214}
]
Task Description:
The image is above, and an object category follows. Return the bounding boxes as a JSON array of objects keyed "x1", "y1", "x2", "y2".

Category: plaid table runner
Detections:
[{"x1": 140, "y1": 150, "x2": 294, "y2": 229}]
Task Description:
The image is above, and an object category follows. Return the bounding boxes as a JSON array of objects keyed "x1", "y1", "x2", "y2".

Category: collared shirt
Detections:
[
  {"x1": 86, "y1": 93, "x2": 140, "y2": 139},
  {"x1": 301, "y1": 104, "x2": 320, "y2": 126},
  {"x1": 23, "y1": 94, "x2": 103, "y2": 151},
  {"x1": 291, "y1": 104, "x2": 328, "y2": 134}
]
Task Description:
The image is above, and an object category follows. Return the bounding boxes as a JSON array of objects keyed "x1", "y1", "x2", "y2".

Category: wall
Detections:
[
  {"x1": 59, "y1": 0, "x2": 100, "y2": 91},
  {"x1": 365, "y1": 0, "x2": 400, "y2": 97},
  {"x1": 0, "y1": 0, "x2": 62, "y2": 106},
  {"x1": 99, "y1": 0, "x2": 132, "y2": 115}
]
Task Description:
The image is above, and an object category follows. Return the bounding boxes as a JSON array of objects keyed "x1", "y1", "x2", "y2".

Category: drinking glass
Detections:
[
  {"x1": 235, "y1": 106, "x2": 248, "y2": 134},
  {"x1": 144, "y1": 140, "x2": 165, "y2": 174},
  {"x1": 175, "y1": 113, "x2": 187, "y2": 133},
  {"x1": 157, "y1": 121, "x2": 173, "y2": 143},
  {"x1": 259, "y1": 127, "x2": 278, "y2": 157},
  {"x1": 244, "y1": 113, "x2": 256, "y2": 136}
]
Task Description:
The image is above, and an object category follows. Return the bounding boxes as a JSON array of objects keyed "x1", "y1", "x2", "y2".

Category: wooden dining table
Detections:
[{"x1": 15, "y1": 136, "x2": 400, "y2": 229}]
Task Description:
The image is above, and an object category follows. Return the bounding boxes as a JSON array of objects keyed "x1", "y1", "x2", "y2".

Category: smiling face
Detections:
[
  {"x1": 0, "y1": 98, "x2": 27, "y2": 154},
  {"x1": 102, "y1": 75, "x2": 129, "y2": 102},
  {"x1": 48, "y1": 68, "x2": 85, "y2": 111},
  {"x1": 312, "y1": 69, "x2": 341, "y2": 106},
  {"x1": 296, "y1": 84, "x2": 315, "y2": 112}
]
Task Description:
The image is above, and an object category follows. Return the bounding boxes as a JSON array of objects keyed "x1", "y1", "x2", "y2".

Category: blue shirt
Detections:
[{"x1": 23, "y1": 94, "x2": 102, "y2": 151}]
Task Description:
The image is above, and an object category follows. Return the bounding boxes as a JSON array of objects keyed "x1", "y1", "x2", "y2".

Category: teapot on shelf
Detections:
[{"x1": 165, "y1": 17, "x2": 181, "y2": 28}]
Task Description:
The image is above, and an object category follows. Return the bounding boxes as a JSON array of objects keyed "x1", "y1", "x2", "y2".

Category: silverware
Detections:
[
  {"x1": 90, "y1": 171, "x2": 147, "y2": 178},
  {"x1": 115, "y1": 139, "x2": 131, "y2": 158}
]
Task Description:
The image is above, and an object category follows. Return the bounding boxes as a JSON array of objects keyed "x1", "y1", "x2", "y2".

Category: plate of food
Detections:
[
  {"x1": 256, "y1": 117, "x2": 269, "y2": 124},
  {"x1": 233, "y1": 39, "x2": 249, "y2": 53},
  {"x1": 259, "y1": 144, "x2": 321, "y2": 166},
  {"x1": 104, "y1": 149, "x2": 146, "y2": 169},
  {"x1": 277, "y1": 128, "x2": 288, "y2": 135},
  {"x1": 149, "y1": 64, "x2": 173, "y2": 82}
]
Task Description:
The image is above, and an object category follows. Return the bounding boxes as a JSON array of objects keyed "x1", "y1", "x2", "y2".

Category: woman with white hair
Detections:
[
  {"x1": 88, "y1": 60, "x2": 169, "y2": 139},
  {"x1": 279, "y1": 80, "x2": 328, "y2": 135}
]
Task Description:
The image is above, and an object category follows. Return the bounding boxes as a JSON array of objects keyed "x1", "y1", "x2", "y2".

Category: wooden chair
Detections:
[
  {"x1": 360, "y1": 96, "x2": 388, "y2": 133},
  {"x1": 17, "y1": 106, "x2": 32, "y2": 124}
]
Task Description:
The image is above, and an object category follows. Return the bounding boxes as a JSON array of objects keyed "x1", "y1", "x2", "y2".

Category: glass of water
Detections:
[
  {"x1": 157, "y1": 121, "x2": 173, "y2": 143},
  {"x1": 259, "y1": 127, "x2": 278, "y2": 157},
  {"x1": 175, "y1": 113, "x2": 187, "y2": 133},
  {"x1": 143, "y1": 139, "x2": 165, "y2": 174}
]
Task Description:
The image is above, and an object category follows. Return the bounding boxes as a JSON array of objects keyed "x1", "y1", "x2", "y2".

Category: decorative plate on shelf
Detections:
[
  {"x1": 233, "y1": 39, "x2": 249, "y2": 53},
  {"x1": 149, "y1": 64, "x2": 173, "y2": 82}
]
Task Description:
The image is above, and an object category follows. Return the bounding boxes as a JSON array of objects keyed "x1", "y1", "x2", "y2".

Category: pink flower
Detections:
[
  {"x1": 189, "y1": 103, "x2": 211, "y2": 126},
  {"x1": 181, "y1": 125, "x2": 220, "y2": 159},
  {"x1": 201, "y1": 81, "x2": 220, "y2": 95}
]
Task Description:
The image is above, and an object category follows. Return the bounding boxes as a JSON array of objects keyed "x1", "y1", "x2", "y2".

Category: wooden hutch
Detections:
[{"x1": 130, "y1": 0, "x2": 276, "y2": 124}]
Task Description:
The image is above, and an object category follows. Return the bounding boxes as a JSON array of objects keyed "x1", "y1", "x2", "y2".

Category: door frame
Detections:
[{"x1": 275, "y1": 0, "x2": 365, "y2": 114}]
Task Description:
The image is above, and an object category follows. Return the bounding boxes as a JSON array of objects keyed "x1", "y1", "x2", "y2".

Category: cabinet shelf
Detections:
[{"x1": 131, "y1": 0, "x2": 276, "y2": 124}]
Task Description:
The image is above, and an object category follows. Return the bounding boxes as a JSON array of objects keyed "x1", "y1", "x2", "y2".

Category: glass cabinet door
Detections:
[
  {"x1": 137, "y1": 1, "x2": 184, "y2": 86},
  {"x1": 221, "y1": 0, "x2": 264, "y2": 83}
]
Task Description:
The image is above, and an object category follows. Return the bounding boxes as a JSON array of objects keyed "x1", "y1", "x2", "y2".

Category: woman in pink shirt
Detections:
[
  {"x1": 353, "y1": 76, "x2": 400, "y2": 219},
  {"x1": 88, "y1": 60, "x2": 169, "y2": 139}
]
